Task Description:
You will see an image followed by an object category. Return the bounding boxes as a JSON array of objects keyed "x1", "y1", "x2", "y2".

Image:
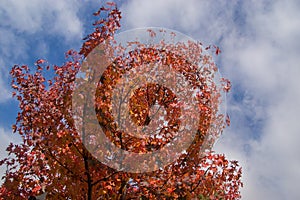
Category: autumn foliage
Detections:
[{"x1": 0, "y1": 3, "x2": 242, "y2": 199}]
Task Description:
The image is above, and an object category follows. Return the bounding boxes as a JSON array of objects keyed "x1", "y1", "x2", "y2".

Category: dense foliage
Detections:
[{"x1": 0, "y1": 3, "x2": 242, "y2": 199}]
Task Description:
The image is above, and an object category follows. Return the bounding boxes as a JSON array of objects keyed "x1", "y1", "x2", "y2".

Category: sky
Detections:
[{"x1": 0, "y1": 0, "x2": 300, "y2": 199}]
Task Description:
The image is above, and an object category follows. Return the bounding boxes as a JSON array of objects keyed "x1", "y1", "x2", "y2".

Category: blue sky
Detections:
[{"x1": 1, "y1": 0, "x2": 300, "y2": 199}]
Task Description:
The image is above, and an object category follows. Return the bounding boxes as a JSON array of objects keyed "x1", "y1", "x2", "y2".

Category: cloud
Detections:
[
  {"x1": 120, "y1": 0, "x2": 238, "y2": 44},
  {"x1": 215, "y1": 0, "x2": 300, "y2": 199},
  {"x1": 0, "y1": 0, "x2": 83, "y2": 39},
  {"x1": 0, "y1": 59, "x2": 11, "y2": 103},
  {"x1": 0, "y1": 127, "x2": 21, "y2": 185},
  {"x1": 0, "y1": 0, "x2": 84, "y2": 103},
  {"x1": 121, "y1": 0, "x2": 300, "y2": 199},
  {"x1": 0, "y1": 0, "x2": 83, "y2": 62}
]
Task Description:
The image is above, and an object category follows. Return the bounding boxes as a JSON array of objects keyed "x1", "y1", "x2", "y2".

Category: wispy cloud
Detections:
[
  {"x1": 0, "y1": 0, "x2": 83, "y2": 39},
  {"x1": 0, "y1": 0, "x2": 84, "y2": 103},
  {"x1": 121, "y1": 0, "x2": 300, "y2": 199},
  {"x1": 215, "y1": 0, "x2": 300, "y2": 199},
  {"x1": 120, "y1": 0, "x2": 238, "y2": 44}
]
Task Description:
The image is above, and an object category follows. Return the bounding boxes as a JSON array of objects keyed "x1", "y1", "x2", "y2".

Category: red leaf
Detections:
[
  {"x1": 106, "y1": 2, "x2": 116, "y2": 7},
  {"x1": 215, "y1": 46, "x2": 221, "y2": 55},
  {"x1": 226, "y1": 114, "x2": 231, "y2": 126},
  {"x1": 36, "y1": 59, "x2": 46, "y2": 65}
]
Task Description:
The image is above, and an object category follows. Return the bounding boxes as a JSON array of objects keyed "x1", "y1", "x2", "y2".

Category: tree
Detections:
[{"x1": 0, "y1": 2, "x2": 242, "y2": 199}]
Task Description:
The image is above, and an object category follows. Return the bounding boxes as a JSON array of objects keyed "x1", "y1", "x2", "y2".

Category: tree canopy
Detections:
[{"x1": 0, "y1": 2, "x2": 242, "y2": 199}]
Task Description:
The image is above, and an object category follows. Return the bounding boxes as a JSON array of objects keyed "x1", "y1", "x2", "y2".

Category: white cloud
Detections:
[
  {"x1": 0, "y1": 59, "x2": 11, "y2": 103},
  {"x1": 215, "y1": 0, "x2": 300, "y2": 199},
  {"x1": 0, "y1": 0, "x2": 83, "y2": 61},
  {"x1": 120, "y1": 0, "x2": 238, "y2": 44},
  {"x1": 0, "y1": 127, "x2": 21, "y2": 184},
  {"x1": 0, "y1": 0, "x2": 83, "y2": 39},
  {"x1": 0, "y1": 0, "x2": 84, "y2": 103},
  {"x1": 121, "y1": 0, "x2": 300, "y2": 199}
]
